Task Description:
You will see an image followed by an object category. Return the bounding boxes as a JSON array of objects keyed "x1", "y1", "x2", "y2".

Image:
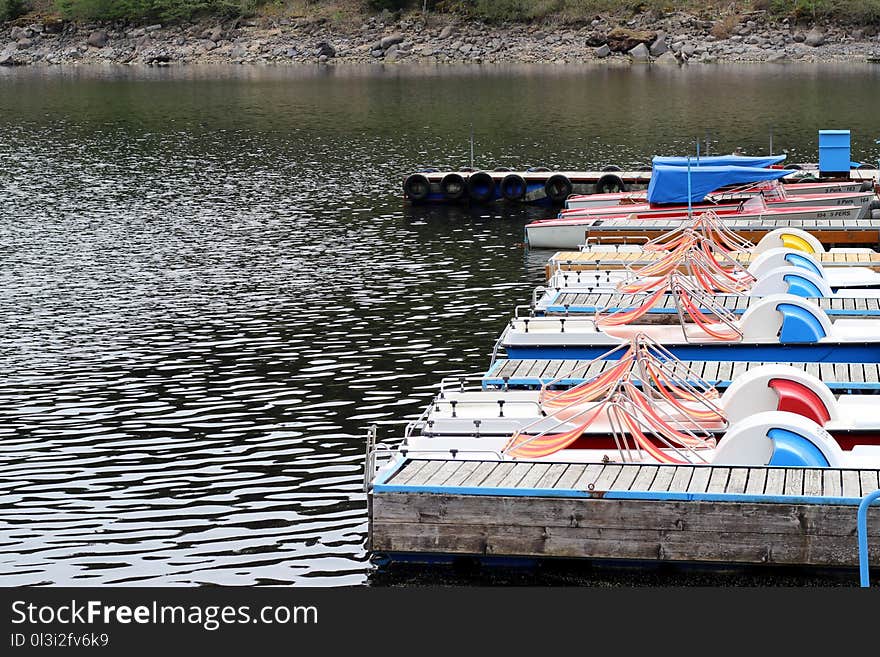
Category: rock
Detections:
[
  {"x1": 43, "y1": 19, "x2": 65, "y2": 35},
  {"x1": 145, "y1": 24, "x2": 161, "y2": 33},
  {"x1": 315, "y1": 41, "x2": 335, "y2": 57},
  {"x1": 459, "y1": 43, "x2": 472, "y2": 53},
  {"x1": 769, "y1": 51, "x2": 787, "y2": 61},
  {"x1": 199, "y1": 39, "x2": 217, "y2": 52},
  {"x1": 128, "y1": 28, "x2": 146, "y2": 38},
  {"x1": 0, "y1": 50, "x2": 16, "y2": 66},
  {"x1": 682, "y1": 43, "x2": 696, "y2": 57},
  {"x1": 853, "y1": 29, "x2": 865, "y2": 41},
  {"x1": 606, "y1": 27, "x2": 656, "y2": 52},
  {"x1": 655, "y1": 51, "x2": 678, "y2": 64},
  {"x1": 10, "y1": 26, "x2": 28, "y2": 40},
  {"x1": 371, "y1": 48, "x2": 383, "y2": 58},
  {"x1": 585, "y1": 31, "x2": 606, "y2": 47},
  {"x1": 206, "y1": 26, "x2": 223, "y2": 43},
  {"x1": 805, "y1": 28, "x2": 825, "y2": 47},
  {"x1": 594, "y1": 43, "x2": 611, "y2": 58},
  {"x1": 439, "y1": 25, "x2": 456, "y2": 39},
  {"x1": 380, "y1": 33, "x2": 404, "y2": 49},
  {"x1": 87, "y1": 30, "x2": 109, "y2": 48},
  {"x1": 793, "y1": 31, "x2": 806, "y2": 43},
  {"x1": 318, "y1": 54, "x2": 328, "y2": 63},
  {"x1": 649, "y1": 34, "x2": 668, "y2": 56},
  {"x1": 628, "y1": 42, "x2": 651, "y2": 61},
  {"x1": 17, "y1": 38, "x2": 33, "y2": 49}
]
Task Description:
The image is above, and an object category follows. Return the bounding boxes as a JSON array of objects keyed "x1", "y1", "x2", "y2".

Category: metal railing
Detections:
[{"x1": 858, "y1": 489, "x2": 880, "y2": 587}]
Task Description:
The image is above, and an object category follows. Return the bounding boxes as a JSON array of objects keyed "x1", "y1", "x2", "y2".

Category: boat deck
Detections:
[
  {"x1": 555, "y1": 218, "x2": 880, "y2": 248},
  {"x1": 545, "y1": 249, "x2": 880, "y2": 277},
  {"x1": 483, "y1": 358, "x2": 880, "y2": 390},
  {"x1": 539, "y1": 291, "x2": 880, "y2": 315},
  {"x1": 370, "y1": 459, "x2": 880, "y2": 567}
]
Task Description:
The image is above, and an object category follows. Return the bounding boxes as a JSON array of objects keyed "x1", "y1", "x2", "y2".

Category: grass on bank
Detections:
[{"x1": 5, "y1": 0, "x2": 880, "y2": 25}]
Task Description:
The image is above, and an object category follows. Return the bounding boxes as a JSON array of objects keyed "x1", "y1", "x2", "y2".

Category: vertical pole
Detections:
[
  {"x1": 687, "y1": 156, "x2": 692, "y2": 220},
  {"x1": 696, "y1": 138, "x2": 700, "y2": 164},
  {"x1": 769, "y1": 126, "x2": 774, "y2": 156},
  {"x1": 469, "y1": 122, "x2": 475, "y2": 170},
  {"x1": 857, "y1": 490, "x2": 880, "y2": 587},
  {"x1": 706, "y1": 130, "x2": 710, "y2": 157}
]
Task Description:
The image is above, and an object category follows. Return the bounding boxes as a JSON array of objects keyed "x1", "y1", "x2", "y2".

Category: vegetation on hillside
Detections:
[{"x1": 4, "y1": 0, "x2": 880, "y2": 25}]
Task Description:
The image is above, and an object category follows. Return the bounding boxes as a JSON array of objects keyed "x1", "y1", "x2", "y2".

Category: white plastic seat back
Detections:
[
  {"x1": 750, "y1": 266, "x2": 834, "y2": 298},
  {"x1": 753, "y1": 228, "x2": 826, "y2": 255}
]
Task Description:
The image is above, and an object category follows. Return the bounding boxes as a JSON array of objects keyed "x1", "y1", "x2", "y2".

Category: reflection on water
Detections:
[{"x1": 1, "y1": 63, "x2": 877, "y2": 585}]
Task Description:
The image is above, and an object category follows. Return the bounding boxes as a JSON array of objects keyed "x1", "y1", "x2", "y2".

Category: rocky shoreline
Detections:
[{"x1": 2, "y1": 10, "x2": 880, "y2": 68}]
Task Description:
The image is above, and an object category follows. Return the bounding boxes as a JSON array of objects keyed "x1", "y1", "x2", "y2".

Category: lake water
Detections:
[{"x1": 1, "y1": 63, "x2": 878, "y2": 586}]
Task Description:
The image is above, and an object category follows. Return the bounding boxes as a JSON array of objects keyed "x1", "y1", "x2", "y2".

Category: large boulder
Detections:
[
  {"x1": 649, "y1": 33, "x2": 668, "y2": 56},
  {"x1": 87, "y1": 30, "x2": 109, "y2": 48},
  {"x1": 805, "y1": 28, "x2": 825, "y2": 47},
  {"x1": 606, "y1": 27, "x2": 656, "y2": 52},
  {"x1": 380, "y1": 33, "x2": 404, "y2": 49},
  {"x1": 629, "y1": 42, "x2": 651, "y2": 61},
  {"x1": 439, "y1": 25, "x2": 456, "y2": 39},
  {"x1": 315, "y1": 41, "x2": 335, "y2": 58},
  {"x1": 594, "y1": 43, "x2": 611, "y2": 58}
]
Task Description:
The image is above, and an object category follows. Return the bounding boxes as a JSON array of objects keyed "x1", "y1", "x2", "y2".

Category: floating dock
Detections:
[
  {"x1": 403, "y1": 167, "x2": 880, "y2": 205},
  {"x1": 545, "y1": 249, "x2": 880, "y2": 278},
  {"x1": 540, "y1": 217, "x2": 880, "y2": 249},
  {"x1": 481, "y1": 358, "x2": 880, "y2": 391},
  {"x1": 370, "y1": 460, "x2": 880, "y2": 569}
]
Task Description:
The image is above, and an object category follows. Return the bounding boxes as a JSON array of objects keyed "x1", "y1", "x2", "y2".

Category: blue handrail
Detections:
[{"x1": 857, "y1": 489, "x2": 880, "y2": 587}]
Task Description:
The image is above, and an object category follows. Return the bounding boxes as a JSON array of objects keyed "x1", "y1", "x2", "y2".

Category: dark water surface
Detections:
[{"x1": 2, "y1": 63, "x2": 878, "y2": 586}]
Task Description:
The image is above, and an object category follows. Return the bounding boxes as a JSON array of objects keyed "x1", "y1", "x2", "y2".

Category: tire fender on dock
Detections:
[
  {"x1": 403, "y1": 173, "x2": 431, "y2": 201},
  {"x1": 500, "y1": 173, "x2": 527, "y2": 201},
  {"x1": 595, "y1": 173, "x2": 627, "y2": 194},
  {"x1": 440, "y1": 173, "x2": 467, "y2": 200},
  {"x1": 544, "y1": 174, "x2": 573, "y2": 203},
  {"x1": 467, "y1": 171, "x2": 495, "y2": 203}
]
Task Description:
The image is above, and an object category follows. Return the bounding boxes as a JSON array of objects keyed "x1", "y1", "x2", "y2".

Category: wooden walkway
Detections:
[
  {"x1": 370, "y1": 459, "x2": 880, "y2": 567},
  {"x1": 380, "y1": 459, "x2": 880, "y2": 499},
  {"x1": 546, "y1": 249, "x2": 880, "y2": 277},
  {"x1": 540, "y1": 291, "x2": 880, "y2": 315},
  {"x1": 549, "y1": 220, "x2": 880, "y2": 251},
  {"x1": 483, "y1": 358, "x2": 880, "y2": 389}
]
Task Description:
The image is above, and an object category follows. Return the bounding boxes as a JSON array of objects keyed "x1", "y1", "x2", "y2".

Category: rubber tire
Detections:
[
  {"x1": 404, "y1": 173, "x2": 431, "y2": 201},
  {"x1": 861, "y1": 180, "x2": 875, "y2": 192},
  {"x1": 440, "y1": 173, "x2": 467, "y2": 201},
  {"x1": 500, "y1": 174, "x2": 527, "y2": 201},
  {"x1": 467, "y1": 171, "x2": 495, "y2": 203},
  {"x1": 544, "y1": 174, "x2": 573, "y2": 203},
  {"x1": 858, "y1": 164, "x2": 875, "y2": 170},
  {"x1": 595, "y1": 174, "x2": 627, "y2": 194},
  {"x1": 602, "y1": 165, "x2": 622, "y2": 172}
]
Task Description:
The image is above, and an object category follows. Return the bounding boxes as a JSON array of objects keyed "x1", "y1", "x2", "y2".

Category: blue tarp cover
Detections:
[
  {"x1": 652, "y1": 154, "x2": 787, "y2": 168},
  {"x1": 646, "y1": 164, "x2": 796, "y2": 204}
]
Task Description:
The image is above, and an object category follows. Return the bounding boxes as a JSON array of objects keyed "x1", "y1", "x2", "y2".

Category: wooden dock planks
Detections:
[
  {"x1": 483, "y1": 358, "x2": 880, "y2": 388},
  {"x1": 373, "y1": 459, "x2": 880, "y2": 567},
  {"x1": 545, "y1": 248, "x2": 880, "y2": 279}
]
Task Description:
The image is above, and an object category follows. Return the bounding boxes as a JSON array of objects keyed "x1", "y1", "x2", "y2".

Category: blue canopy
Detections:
[
  {"x1": 652, "y1": 154, "x2": 787, "y2": 168},
  {"x1": 646, "y1": 164, "x2": 796, "y2": 204}
]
